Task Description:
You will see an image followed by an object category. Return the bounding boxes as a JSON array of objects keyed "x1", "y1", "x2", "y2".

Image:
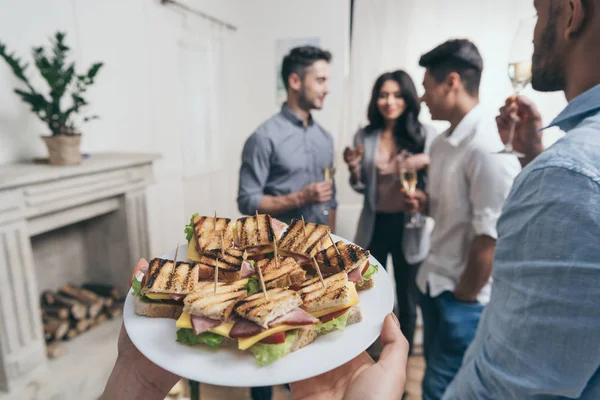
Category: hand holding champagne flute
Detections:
[{"x1": 398, "y1": 153, "x2": 422, "y2": 228}]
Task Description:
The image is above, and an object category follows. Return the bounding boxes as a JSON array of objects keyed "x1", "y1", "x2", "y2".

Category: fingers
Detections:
[
  {"x1": 376, "y1": 313, "x2": 409, "y2": 379},
  {"x1": 129, "y1": 258, "x2": 149, "y2": 287}
]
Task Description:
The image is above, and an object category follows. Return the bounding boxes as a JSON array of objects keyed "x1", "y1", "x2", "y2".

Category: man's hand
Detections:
[
  {"x1": 291, "y1": 313, "x2": 408, "y2": 400},
  {"x1": 496, "y1": 96, "x2": 544, "y2": 165},
  {"x1": 300, "y1": 181, "x2": 334, "y2": 205},
  {"x1": 401, "y1": 189, "x2": 428, "y2": 215}
]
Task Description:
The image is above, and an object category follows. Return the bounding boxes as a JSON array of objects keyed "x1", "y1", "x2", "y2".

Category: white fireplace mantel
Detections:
[{"x1": 0, "y1": 152, "x2": 159, "y2": 398}]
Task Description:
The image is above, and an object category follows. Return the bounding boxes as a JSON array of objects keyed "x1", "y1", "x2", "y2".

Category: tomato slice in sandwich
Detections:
[
  {"x1": 361, "y1": 261, "x2": 370, "y2": 275},
  {"x1": 320, "y1": 307, "x2": 350, "y2": 324},
  {"x1": 259, "y1": 331, "x2": 286, "y2": 345}
]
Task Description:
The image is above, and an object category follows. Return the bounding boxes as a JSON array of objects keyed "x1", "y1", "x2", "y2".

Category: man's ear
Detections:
[
  {"x1": 565, "y1": 0, "x2": 587, "y2": 39},
  {"x1": 288, "y1": 72, "x2": 302, "y2": 91},
  {"x1": 445, "y1": 72, "x2": 461, "y2": 93}
]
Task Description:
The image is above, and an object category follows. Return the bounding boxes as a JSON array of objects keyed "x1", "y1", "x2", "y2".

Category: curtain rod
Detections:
[{"x1": 161, "y1": 0, "x2": 238, "y2": 31}]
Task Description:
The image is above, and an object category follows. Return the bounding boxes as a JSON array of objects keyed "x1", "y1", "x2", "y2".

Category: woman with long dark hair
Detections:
[{"x1": 343, "y1": 70, "x2": 436, "y2": 350}]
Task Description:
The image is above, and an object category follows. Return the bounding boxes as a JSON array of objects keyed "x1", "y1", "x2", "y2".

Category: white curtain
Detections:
[{"x1": 335, "y1": 0, "x2": 567, "y2": 240}]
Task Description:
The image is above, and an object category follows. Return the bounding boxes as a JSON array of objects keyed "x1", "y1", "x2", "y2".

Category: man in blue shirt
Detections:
[{"x1": 442, "y1": 0, "x2": 600, "y2": 398}]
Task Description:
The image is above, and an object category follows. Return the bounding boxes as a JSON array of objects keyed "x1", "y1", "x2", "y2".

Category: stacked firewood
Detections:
[{"x1": 41, "y1": 283, "x2": 124, "y2": 352}]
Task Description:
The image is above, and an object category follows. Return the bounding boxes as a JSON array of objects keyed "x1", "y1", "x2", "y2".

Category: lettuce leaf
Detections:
[
  {"x1": 316, "y1": 310, "x2": 350, "y2": 335},
  {"x1": 248, "y1": 330, "x2": 297, "y2": 366},
  {"x1": 247, "y1": 277, "x2": 259, "y2": 296},
  {"x1": 184, "y1": 213, "x2": 199, "y2": 243},
  {"x1": 176, "y1": 329, "x2": 224, "y2": 348},
  {"x1": 362, "y1": 263, "x2": 379, "y2": 281},
  {"x1": 131, "y1": 274, "x2": 143, "y2": 297}
]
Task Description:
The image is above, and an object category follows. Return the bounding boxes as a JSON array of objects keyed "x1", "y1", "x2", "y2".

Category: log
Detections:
[
  {"x1": 65, "y1": 329, "x2": 78, "y2": 340},
  {"x1": 82, "y1": 283, "x2": 121, "y2": 300},
  {"x1": 42, "y1": 305, "x2": 69, "y2": 320},
  {"x1": 103, "y1": 297, "x2": 114, "y2": 309},
  {"x1": 54, "y1": 295, "x2": 87, "y2": 320},
  {"x1": 44, "y1": 318, "x2": 69, "y2": 341},
  {"x1": 95, "y1": 313, "x2": 108, "y2": 326},
  {"x1": 107, "y1": 302, "x2": 123, "y2": 319},
  {"x1": 59, "y1": 284, "x2": 98, "y2": 304},
  {"x1": 88, "y1": 300, "x2": 104, "y2": 319},
  {"x1": 41, "y1": 290, "x2": 55, "y2": 306},
  {"x1": 46, "y1": 342, "x2": 67, "y2": 359}
]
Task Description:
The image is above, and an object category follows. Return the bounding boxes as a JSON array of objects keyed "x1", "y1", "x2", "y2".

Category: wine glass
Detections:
[
  {"x1": 499, "y1": 16, "x2": 536, "y2": 157},
  {"x1": 398, "y1": 153, "x2": 422, "y2": 228},
  {"x1": 321, "y1": 166, "x2": 336, "y2": 216}
]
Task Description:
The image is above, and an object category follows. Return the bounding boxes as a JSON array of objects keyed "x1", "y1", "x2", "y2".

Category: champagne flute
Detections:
[
  {"x1": 499, "y1": 16, "x2": 536, "y2": 157},
  {"x1": 321, "y1": 166, "x2": 335, "y2": 216},
  {"x1": 398, "y1": 153, "x2": 422, "y2": 228}
]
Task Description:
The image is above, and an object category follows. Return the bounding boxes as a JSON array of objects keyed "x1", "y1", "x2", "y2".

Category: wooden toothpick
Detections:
[
  {"x1": 243, "y1": 249, "x2": 248, "y2": 261},
  {"x1": 213, "y1": 211, "x2": 217, "y2": 230},
  {"x1": 173, "y1": 242, "x2": 180, "y2": 266},
  {"x1": 273, "y1": 237, "x2": 279, "y2": 269},
  {"x1": 256, "y1": 260, "x2": 268, "y2": 300},
  {"x1": 256, "y1": 210, "x2": 259, "y2": 219},
  {"x1": 214, "y1": 259, "x2": 219, "y2": 294},
  {"x1": 328, "y1": 230, "x2": 340, "y2": 256},
  {"x1": 220, "y1": 231, "x2": 225, "y2": 258},
  {"x1": 301, "y1": 216, "x2": 307, "y2": 238},
  {"x1": 312, "y1": 256, "x2": 326, "y2": 288}
]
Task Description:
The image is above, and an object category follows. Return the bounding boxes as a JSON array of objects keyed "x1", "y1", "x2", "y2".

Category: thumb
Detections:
[
  {"x1": 376, "y1": 314, "x2": 409, "y2": 375},
  {"x1": 130, "y1": 258, "x2": 149, "y2": 287}
]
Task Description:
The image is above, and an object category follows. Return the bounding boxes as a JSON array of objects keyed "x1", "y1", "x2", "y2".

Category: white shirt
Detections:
[{"x1": 417, "y1": 104, "x2": 521, "y2": 305}]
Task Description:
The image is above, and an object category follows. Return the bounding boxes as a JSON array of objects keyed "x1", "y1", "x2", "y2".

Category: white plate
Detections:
[{"x1": 123, "y1": 234, "x2": 394, "y2": 387}]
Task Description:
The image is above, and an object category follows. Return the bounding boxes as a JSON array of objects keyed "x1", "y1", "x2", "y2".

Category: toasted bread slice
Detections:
[
  {"x1": 134, "y1": 296, "x2": 183, "y2": 319},
  {"x1": 314, "y1": 241, "x2": 370, "y2": 275},
  {"x1": 256, "y1": 257, "x2": 306, "y2": 289},
  {"x1": 235, "y1": 288, "x2": 302, "y2": 328},
  {"x1": 297, "y1": 272, "x2": 349, "y2": 313},
  {"x1": 193, "y1": 279, "x2": 249, "y2": 295},
  {"x1": 142, "y1": 258, "x2": 199, "y2": 295},
  {"x1": 236, "y1": 215, "x2": 276, "y2": 252},
  {"x1": 278, "y1": 219, "x2": 329, "y2": 261},
  {"x1": 184, "y1": 282, "x2": 247, "y2": 321},
  {"x1": 192, "y1": 215, "x2": 234, "y2": 253},
  {"x1": 196, "y1": 248, "x2": 244, "y2": 283}
]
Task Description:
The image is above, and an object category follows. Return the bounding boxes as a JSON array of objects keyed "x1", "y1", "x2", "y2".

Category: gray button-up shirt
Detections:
[{"x1": 237, "y1": 104, "x2": 337, "y2": 225}]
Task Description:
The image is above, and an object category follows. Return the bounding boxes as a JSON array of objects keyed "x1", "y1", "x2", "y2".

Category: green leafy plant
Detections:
[{"x1": 0, "y1": 31, "x2": 103, "y2": 136}]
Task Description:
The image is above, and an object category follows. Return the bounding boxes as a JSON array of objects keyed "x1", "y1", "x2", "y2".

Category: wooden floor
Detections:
[{"x1": 166, "y1": 355, "x2": 425, "y2": 400}]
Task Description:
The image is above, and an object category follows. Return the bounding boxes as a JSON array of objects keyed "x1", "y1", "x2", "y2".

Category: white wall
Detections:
[{"x1": 0, "y1": 0, "x2": 350, "y2": 256}]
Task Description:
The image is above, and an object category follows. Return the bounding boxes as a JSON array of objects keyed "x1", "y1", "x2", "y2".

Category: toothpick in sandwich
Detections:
[
  {"x1": 214, "y1": 259, "x2": 219, "y2": 294},
  {"x1": 273, "y1": 237, "x2": 279, "y2": 269},
  {"x1": 301, "y1": 215, "x2": 307, "y2": 237},
  {"x1": 312, "y1": 256, "x2": 326, "y2": 288},
  {"x1": 256, "y1": 257, "x2": 269, "y2": 300},
  {"x1": 328, "y1": 230, "x2": 340, "y2": 256}
]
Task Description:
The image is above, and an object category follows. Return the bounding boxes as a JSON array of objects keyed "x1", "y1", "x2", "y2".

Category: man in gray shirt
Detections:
[{"x1": 238, "y1": 46, "x2": 337, "y2": 229}]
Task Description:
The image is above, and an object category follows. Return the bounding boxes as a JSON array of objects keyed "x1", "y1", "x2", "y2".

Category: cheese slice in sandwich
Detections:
[
  {"x1": 296, "y1": 272, "x2": 362, "y2": 336},
  {"x1": 195, "y1": 248, "x2": 254, "y2": 283},
  {"x1": 234, "y1": 214, "x2": 276, "y2": 256},
  {"x1": 229, "y1": 288, "x2": 319, "y2": 365},
  {"x1": 187, "y1": 215, "x2": 234, "y2": 261},
  {"x1": 255, "y1": 256, "x2": 306, "y2": 290},
  {"x1": 314, "y1": 241, "x2": 373, "y2": 288},
  {"x1": 175, "y1": 279, "x2": 248, "y2": 348},
  {"x1": 277, "y1": 218, "x2": 330, "y2": 265}
]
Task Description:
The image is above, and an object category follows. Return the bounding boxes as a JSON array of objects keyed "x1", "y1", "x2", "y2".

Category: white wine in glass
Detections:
[
  {"x1": 499, "y1": 17, "x2": 536, "y2": 157},
  {"x1": 400, "y1": 168, "x2": 417, "y2": 193}
]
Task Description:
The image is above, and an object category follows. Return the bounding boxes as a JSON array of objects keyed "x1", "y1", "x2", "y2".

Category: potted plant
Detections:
[{"x1": 0, "y1": 32, "x2": 103, "y2": 166}]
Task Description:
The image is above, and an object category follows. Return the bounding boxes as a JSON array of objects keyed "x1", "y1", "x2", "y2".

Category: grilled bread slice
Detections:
[
  {"x1": 297, "y1": 272, "x2": 350, "y2": 313},
  {"x1": 234, "y1": 288, "x2": 302, "y2": 328},
  {"x1": 196, "y1": 248, "x2": 244, "y2": 283},
  {"x1": 314, "y1": 241, "x2": 370, "y2": 275},
  {"x1": 235, "y1": 214, "x2": 276, "y2": 254},
  {"x1": 255, "y1": 257, "x2": 306, "y2": 289},
  {"x1": 193, "y1": 279, "x2": 249, "y2": 296},
  {"x1": 278, "y1": 218, "x2": 330, "y2": 262},
  {"x1": 141, "y1": 258, "x2": 199, "y2": 295},
  {"x1": 184, "y1": 282, "x2": 247, "y2": 321},
  {"x1": 192, "y1": 215, "x2": 234, "y2": 253}
]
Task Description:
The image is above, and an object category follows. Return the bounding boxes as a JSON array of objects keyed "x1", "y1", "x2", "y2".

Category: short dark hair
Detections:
[
  {"x1": 419, "y1": 39, "x2": 483, "y2": 96},
  {"x1": 281, "y1": 46, "x2": 332, "y2": 90}
]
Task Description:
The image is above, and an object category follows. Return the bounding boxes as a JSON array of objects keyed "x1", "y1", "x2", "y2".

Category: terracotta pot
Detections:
[{"x1": 41, "y1": 134, "x2": 82, "y2": 166}]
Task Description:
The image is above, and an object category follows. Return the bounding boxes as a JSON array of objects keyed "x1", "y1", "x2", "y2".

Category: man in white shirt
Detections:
[{"x1": 408, "y1": 39, "x2": 521, "y2": 400}]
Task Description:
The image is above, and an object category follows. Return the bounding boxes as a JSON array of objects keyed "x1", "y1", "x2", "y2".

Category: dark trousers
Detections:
[
  {"x1": 368, "y1": 212, "x2": 420, "y2": 352},
  {"x1": 250, "y1": 386, "x2": 272, "y2": 400},
  {"x1": 419, "y1": 290, "x2": 484, "y2": 400}
]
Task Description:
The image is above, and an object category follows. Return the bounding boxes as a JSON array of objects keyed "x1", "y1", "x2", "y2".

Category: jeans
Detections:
[
  {"x1": 250, "y1": 386, "x2": 272, "y2": 400},
  {"x1": 368, "y1": 212, "x2": 420, "y2": 352},
  {"x1": 419, "y1": 290, "x2": 484, "y2": 400}
]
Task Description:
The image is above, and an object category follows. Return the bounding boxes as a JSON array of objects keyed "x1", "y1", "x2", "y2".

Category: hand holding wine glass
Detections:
[
  {"x1": 398, "y1": 153, "x2": 422, "y2": 228},
  {"x1": 500, "y1": 16, "x2": 537, "y2": 157},
  {"x1": 496, "y1": 95, "x2": 544, "y2": 163}
]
